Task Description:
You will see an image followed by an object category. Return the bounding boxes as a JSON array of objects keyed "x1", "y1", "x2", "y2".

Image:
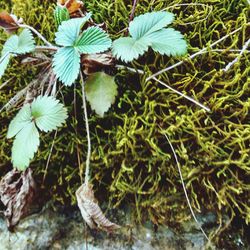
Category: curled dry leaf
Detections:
[
  {"x1": 76, "y1": 183, "x2": 120, "y2": 232},
  {"x1": 57, "y1": 0, "x2": 84, "y2": 14},
  {"x1": 0, "y1": 11, "x2": 22, "y2": 33},
  {"x1": 0, "y1": 168, "x2": 36, "y2": 230},
  {"x1": 82, "y1": 52, "x2": 115, "y2": 75}
]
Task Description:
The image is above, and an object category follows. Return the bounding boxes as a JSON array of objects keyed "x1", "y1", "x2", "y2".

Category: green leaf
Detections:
[
  {"x1": 85, "y1": 72, "x2": 118, "y2": 117},
  {"x1": 129, "y1": 11, "x2": 174, "y2": 39},
  {"x1": 53, "y1": 47, "x2": 80, "y2": 86},
  {"x1": 54, "y1": 6, "x2": 70, "y2": 26},
  {"x1": 146, "y1": 28, "x2": 187, "y2": 56},
  {"x1": 7, "y1": 95, "x2": 67, "y2": 170},
  {"x1": 0, "y1": 53, "x2": 11, "y2": 79},
  {"x1": 75, "y1": 26, "x2": 112, "y2": 54},
  {"x1": 11, "y1": 122, "x2": 40, "y2": 170},
  {"x1": 112, "y1": 37, "x2": 149, "y2": 63},
  {"x1": 7, "y1": 104, "x2": 32, "y2": 139},
  {"x1": 3, "y1": 29, "x2": 35, "y2": 55},
  {"x1": 112, "y1": 11, "x2": 187, "y2": 62},
  {"x1": 55, "y1": 14, "x2": 91, "y2": 46},
  {"x1": 31, "y1": 95, "x2": 68, "y2": 132}
]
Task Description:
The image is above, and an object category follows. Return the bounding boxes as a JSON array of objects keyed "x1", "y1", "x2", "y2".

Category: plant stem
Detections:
[
  {"x1": 153, "y1": 77, "x2": 210, "y2": 112},
  {"x1": 80, "y1": 71, "x2": 91, "y2": 185},
  {"x1": 163, "y1": 132, "x2": 210, "y2": 241},
  {"x1": 19, "y1": 24, "x2": 53, "y2": 47},
  {"x1": 35, "y1": 46, "x2": 58, "y2": 51},
  {"x1": 129, "y1": 0, "x2": 138, "y2": 22},
  {"x1": 222, "y1": 38, "x2": 250, "y2": 72}
]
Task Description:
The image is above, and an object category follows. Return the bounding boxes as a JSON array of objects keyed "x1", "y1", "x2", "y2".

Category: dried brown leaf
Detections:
[
  {"x1": 76, "y1": 183, "x2": 120, "y2": 232},
  {"x1": 0, "y1": 11, "x2": 21, "y2": 33},
  {"x1": 82, "y1": 52, "x2": 115, "y2": 75},
  {"x1": 57, "y1": 0, "x2": 84, "y2": 14},
  {"x1": 0, "y1": 168, "x2": 36, "y2": 230}
]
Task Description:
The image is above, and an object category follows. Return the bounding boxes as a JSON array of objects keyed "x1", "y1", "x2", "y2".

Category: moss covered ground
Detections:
[{"x1": 0, "y1": 0, "x2": 249, "y2": 245}]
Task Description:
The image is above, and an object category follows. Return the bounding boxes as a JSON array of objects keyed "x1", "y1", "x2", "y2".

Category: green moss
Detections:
[{"x1": 0, "y1": 0, "x2": 249, "y2": 244}]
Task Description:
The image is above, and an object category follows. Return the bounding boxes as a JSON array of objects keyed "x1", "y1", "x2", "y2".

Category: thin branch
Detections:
[
  {"x1": 80, "y1": 71, "x2": 91, "y2": 185},
  {"x1": 222, "y1": 38, "x2": 250, "y2": 72},
  {"x1": 43, "y1": 130, "x2": 58, "y2": 184},
  {"x1": 35, "y1": 46, "x2": 58, "y2": 51},
  {"x1": 19, "y1": 24, "x2": 53, "y2": 47},
  {"x1": 163, "y1": 132, "x2": 210, "y2": 241},
  {"x1": 153, "y1": 77, "x2": 210, "y2": 112},
  {"x1": 146, "y1": 25, "x2": 247, "y2": 82},
  {"x1": 116, "y1": 65, "x2": 210, "y2": 112},
  {"x1": 0, "y1": 77, "x2": 14, "y2": 90},
  {"x1": 129, "y1": 0, "x2": 138, "y2": 22}
]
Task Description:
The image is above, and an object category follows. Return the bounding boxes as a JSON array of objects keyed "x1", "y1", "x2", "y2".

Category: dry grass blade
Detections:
[
  {"x1": 0, "y1": 168, "x2": 36, "y2": 230},
  {"x1": 76, "y1": 183, "x2": 120, "y2": 232}
]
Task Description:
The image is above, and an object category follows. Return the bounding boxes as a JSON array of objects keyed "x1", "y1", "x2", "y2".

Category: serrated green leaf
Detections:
[
  {"x1": 53, "y1": 47, "x2": 80, "y2": 86},
  {"x1": 112, "y1": 37, "x2": 150, "y2": 63},
  {"x1": 11, "y1": 122, "x2": 40, "y2": 170},
  {"x1": 129, "y1": 11, "x2": 174, "y2": 39},
  {"x1": 85, "y1": 72, "x2": 118, "y2": 117},
  {"x1": 54, "y1": 6, "x2": 70, "y2": 26},
  {"x1": 3, "y1": 29, "x2": 35, "y2": 55},
  {"x1": 0, "y1": 53, "x2": 11, "y2": 79},
  {"x1": 7, "y1": 104, "x2": 32, "y2": 139},
  {"x1": 75, "y1": 26, "x2": 112, "y2": 54},
  {"x1": 112, "y1": 11, "x2": 187, "y2": 62},
  {"x1": 31, "y1": 95, "x2": 68, "y2": 132},
  {"x1": 55, "y1": 14, "x2": 91, "y2": 46},
  {"x1": 147, "y1": 28, "x2": 187, "y2": 56}
]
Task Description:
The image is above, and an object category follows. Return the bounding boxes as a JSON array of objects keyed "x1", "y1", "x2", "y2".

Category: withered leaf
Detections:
[
  {"x1": 0, "y1": 168, "x2": 36, "y2": 230},
  {"x1": 82, "y1": 52, "x2": 115, "y2": 75},
  {"x1": 76, "y1": 183, "x2": 120, "y2": 232},
  {"x1": 0, "y1": 11, "x2": 20, "y2": 33},
  {"x1": 57, "y1": 0, "x2": 84, "y2": 14}
]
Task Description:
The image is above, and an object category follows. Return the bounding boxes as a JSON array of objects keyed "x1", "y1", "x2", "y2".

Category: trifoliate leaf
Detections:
[
  {"x1": 53, "y1": 47, "x2": 80, "y2": 86},
  {"x1": 0, "y1": 53, "x2": 11, "y2": 79},
  {"x1": 31, "y1": 95, "x2": 68, "y2": 132},
  {"x1": 55, "y1": 15, "x2": 91, "y2": 46},
  {"x1": 112, "y1": 37, "x2": 150, "y2": 63},
  {"x1": 7, "y1": 104, "x2": 32, "y2": 139},
  {"x1": 112, "y1": 11, "x2": 187, "y2": 62},
  {"x1": 129, "y1": 11, "x2": 174, "y2": 39},
  {"x1": 54, "y1": 6, "x2": 70, "y2": 26},
  {"x1": 147, "y1": 28, "x2": 187, "y2": 56},
  {"x1": 3, "y1": 29, "x2": 35, "y2": 55},
  {"x1": 0, "y1": 29, "x2": 35, "y2": 79},
  {"x1": 75, "y1": 26, "x2": 112, "y2": 54},
  {"x1": 11, "y1": 122, "x2": 40, "y2": 170},
  {"x1": 7, "y1": 95, "x2": 68, "y2": 170},
  {"x1": 85, "y1": 72, "x2": 118, "y2": 117}
]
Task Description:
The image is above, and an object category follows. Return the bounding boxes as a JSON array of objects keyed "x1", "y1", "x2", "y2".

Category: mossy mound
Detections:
[{"x1": 0, "y1": 0, "x2": 249, "y2": 244}]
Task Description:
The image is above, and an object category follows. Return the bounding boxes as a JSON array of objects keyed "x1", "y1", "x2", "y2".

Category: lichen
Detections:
[{"x1": 0, "y1": 0, "x2": 249, "y2": 244}]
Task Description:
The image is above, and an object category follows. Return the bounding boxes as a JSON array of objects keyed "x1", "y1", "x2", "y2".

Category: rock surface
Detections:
[{"x1": 0, "y1": 205, "x2": 246, "y2": 250}]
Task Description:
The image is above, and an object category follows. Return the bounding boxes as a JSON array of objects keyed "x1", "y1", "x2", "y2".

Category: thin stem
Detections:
[
  {"x1": 35, "y1": 45, "x2": 58, "y2": 51},
  {"x1": 146, "y1": 25, "x2": 247, "y2": 82},
  {"x1": 43, "y1": 130, "x2": 58, "y2": 184},
  {"x1": 163, "y1": 132, "x2": 210, "y2": 241},
  {"x1": 153, "y1": 77, "x2": 210, "y2": 112},
  {"x1": 116, "y1": 65, "x2": 210, "y2": 112},
  {"x1": 130, "y1": 0, "x2": 138, "y2": 22},
  {"x1": 223, "y1": 38, "x2": 250, "y2": 72},
  {"x1": 80, "y1": 71, "x2": 91, "y2": 185},
  {"x1": 19, "y1": 24, "x2": 53, "y2": 47}
]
